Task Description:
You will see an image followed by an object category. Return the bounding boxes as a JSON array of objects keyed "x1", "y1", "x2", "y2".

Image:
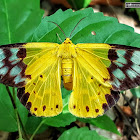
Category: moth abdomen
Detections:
[{"x1": 61, "y1": 58, "x2": 73, "y2": 90}]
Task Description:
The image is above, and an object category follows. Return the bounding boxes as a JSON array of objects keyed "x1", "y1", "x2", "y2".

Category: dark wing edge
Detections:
[
  {"x1": 108, "y1": 44, "x2": 140, "y2": 91},
  {"x1": 0, "y1": 44, "x2": 29, "y2": 87}
]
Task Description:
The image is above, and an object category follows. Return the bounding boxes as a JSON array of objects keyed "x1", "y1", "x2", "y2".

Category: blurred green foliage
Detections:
[
  {"x1": 67, "y1": 0, "x2": 91, "y2": 10},
  {"x1": 131, "y1": 87, "x2": 140, "y2": 98}
]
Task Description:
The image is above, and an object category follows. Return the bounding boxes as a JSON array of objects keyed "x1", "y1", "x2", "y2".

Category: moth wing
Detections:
[
  {"x1": 108, "y1": 44, "x2": 140, "y2": 91},
  {"x1": 76, "y1": 43, "x2": 140, "y2": 91},
  {"x1": 69, "y1": 44, "x2": 119, "y2": 118},
  {"x1": 0, "y1": 43, "x2": 58, "y2": 87},
  {"x1": 0, "y1": 43, "x2": 63, "y2": 117},
  {"x1": 0, "y1": 44, "x2": 27, "y2": 87}
]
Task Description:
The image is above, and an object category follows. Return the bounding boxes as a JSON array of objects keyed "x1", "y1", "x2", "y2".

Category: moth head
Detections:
[{"x1": 63, "y1": 38, "x2": 72, "y2": 44}]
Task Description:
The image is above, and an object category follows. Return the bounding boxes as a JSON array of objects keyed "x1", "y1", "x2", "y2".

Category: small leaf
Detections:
[
  {"x1": 131, "y1": 87, "x2": 140, "y2": 98},
  {"x1": 58, "y1": 127, "x2": 109, "y2": 140},
  {"x1": 43, "y1": 112, "x2": 76, "y2": 127},
  {"x1": 78, "y1": 115, "x2": 120, "y2": 135},
  {"x1": 25, "y1": 116, "x2": 48, "y2": 134}
]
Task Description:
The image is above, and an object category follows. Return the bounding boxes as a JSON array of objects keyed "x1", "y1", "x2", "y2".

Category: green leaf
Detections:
[
  {"x1": 0, "y1": 0, "x2": 44, "y2": 132},
  {"x1": 25, "y1": 116, "x2": 48, "y2": 134},
  {"x1": 67, "y1": 0, "x2": 92, "y2": 10},
  {"x1": 131, "y1": 87, "x2": 140, "y2": 98},
  {"x1": 0, "y1": 84, "x2": 28, "y2": 132},
  {"x1": 78, "y1": 115, "x2": 120, "y2": 135},
  {"x1": 32, "y1": 7, "x2": 140, "y2": 47},
  {"x1": 58, "y1": 127, "x2": 109, "y2": 140},
  {"x1": 43, "y1": 112, "x2": 76, "y2": 127},
  {"x1": 0, "y1": 0, "x2": 43, "y2": 45}
]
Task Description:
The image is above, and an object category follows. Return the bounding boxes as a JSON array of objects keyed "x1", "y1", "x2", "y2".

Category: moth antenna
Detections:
[
  {"x1": 69, "y1": 17, "x2": 87, "y2": 39},
  {"x1": 47, "y1": 21, "x2": 67, "y2": 38},
  {"x1": 56, "y1": 33, "x2": 63, "y2": 43}
]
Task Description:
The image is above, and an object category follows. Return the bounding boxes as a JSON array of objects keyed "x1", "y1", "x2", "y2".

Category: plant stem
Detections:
[
  {"x1": 15, "y1": 108, "x2": 23, "y2": 139},
  {"x1": 30, "y1": 119, "x2": 46, "y2": 140},
  {"x1": 116, "y1": 104, "x2": 138, "y2": 136},
  {"x1": 71, "y1": 0, "x2": 77, "y2": 10},
  {"x1": 6, "y1": 86, "x2": 29, "y2": 140},
  {"x1": 135, "y1": 98, "x2": 140, "y2": 137},
  {"x1": 13, "y1": 88, "x2": 29, "y2": 140},
  {"x1": 122, "y1": 92, "x2": 138, "y2": 119}
]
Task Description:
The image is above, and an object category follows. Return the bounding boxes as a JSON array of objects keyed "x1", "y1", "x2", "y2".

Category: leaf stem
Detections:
[
  {"x1": 30, "y1": 119, "x2": 46, "y2": 140},
  {"x1": 6, "y1": 86, "x2": 29, "y2": 140}
]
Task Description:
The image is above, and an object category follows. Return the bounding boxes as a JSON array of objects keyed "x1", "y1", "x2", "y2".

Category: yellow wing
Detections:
[
  {"x1": 69, "y1": 43, "x2": 119, "y2": 118},
  {"x1": 17, "y1": 43, "x2": 63, "y2": 117}
]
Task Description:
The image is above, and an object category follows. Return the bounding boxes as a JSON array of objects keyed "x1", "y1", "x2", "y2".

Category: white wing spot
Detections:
[
  {"x1": 0, "y1": 67, "x2": 8, "y2": 76},
  {"x1": 132, "y1": 64, "x2": 140, "y2": 74},
  {"x1": 0, "y1": 49, "x2": 5, "y2": 61},
  {"x1": 131, "y1": 51, "x2": 140, "y2": 65},
  {"x1": 0, "y1": 61, "x2": 4, "y2": 68},
  {"x1": 14, "y1": 75, "x2": 26, "y2": 84},
  {"x1": 112, "y1": 68, "x2": 125, "y2": 80},
  {"x1": 10, "y1": 66, "x2": 21, "y2": 76},
  {"x1": 126, "y1": 69, "x2": 138, "y2": 79}
]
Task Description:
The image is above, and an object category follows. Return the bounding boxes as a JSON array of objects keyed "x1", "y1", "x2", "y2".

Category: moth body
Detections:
[
  {"x1": 61, "y1": 58, "x2": 73, "y2": 90},
  {"x1": 59, "y1": 38, "x2": 76, "y2": 90}
]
